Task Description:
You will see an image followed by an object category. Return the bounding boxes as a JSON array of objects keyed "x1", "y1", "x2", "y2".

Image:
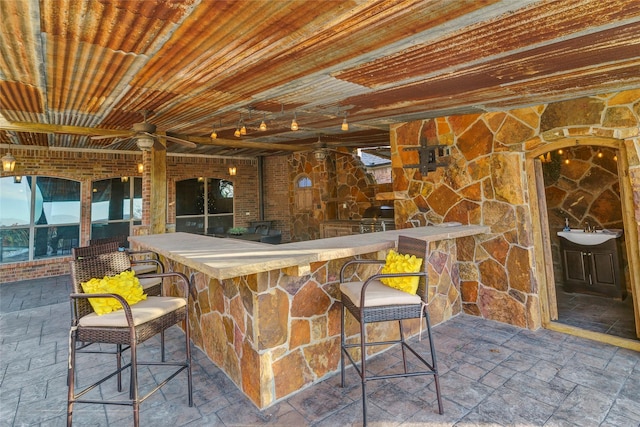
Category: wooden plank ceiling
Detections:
[{"x1": 1, "y1": 0, "x2": 639, "y2": 157}]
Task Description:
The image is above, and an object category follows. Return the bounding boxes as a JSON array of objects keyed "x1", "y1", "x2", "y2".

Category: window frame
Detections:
[{"x1": 1, "y1": 175, "x2": 81, "y2": 263}]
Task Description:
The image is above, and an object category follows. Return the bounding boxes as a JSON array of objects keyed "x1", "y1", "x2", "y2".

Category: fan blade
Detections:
[
  {"x1": 101, "y1": 137, "x2": 132, "y2": 149},
  {"x1": 164, "y1": 134, "x2": 197, "y2": 148},
  {"x1": 91, "y1": 133, "x2": 133, "y2": 140}
]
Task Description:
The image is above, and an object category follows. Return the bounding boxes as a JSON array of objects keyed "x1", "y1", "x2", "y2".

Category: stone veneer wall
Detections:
[
  {"x1": 390, "y1": 90, "x2": 640, "y2": 330},
  {"x1": 287, "y1": 151, "x2": 377, "y2": 241}
]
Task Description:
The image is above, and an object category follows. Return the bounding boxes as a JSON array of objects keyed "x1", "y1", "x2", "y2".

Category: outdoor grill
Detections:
[{"x1": 359, "y1": 205, "x2": 395, "y2": 233}]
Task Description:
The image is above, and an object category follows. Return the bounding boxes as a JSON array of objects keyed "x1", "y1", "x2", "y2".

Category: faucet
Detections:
[{"x1": 584, "y1": 221, "x2": 592, "y2": 232}]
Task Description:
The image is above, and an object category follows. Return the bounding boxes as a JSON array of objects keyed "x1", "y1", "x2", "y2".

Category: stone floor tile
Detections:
[
  {"x1": 438, "y1": 371, "x2": 494, "y2": 410},
  {"x1": 502, "y1": 371, "x2": 574, "y2": 407},
  {"x1": 498, "y1": 349, "x2": 540, "y2": 373},
  {"x1": 455, "y1": 407, "x2": 503, "y2": 426},
  {"x1": 0, "y1": 393, "x2": 19, "y2": 427},
  {"x1": 286, "y1": 379, "x2": 354, "y2": 421},
  {"x1": 525, "y1": 358, "x2": 563, "y2": 382},
  {"x1": 479, "y1": 370, "x2": 509, "y2": 388},
  {"x1": 557, "y1": 362, "x2": 626, "y2": 395},
  {"x1": 546, "y1": 384, "x2": 615, "y2": 427},
  {"x1": 476, "y1": 387, "x2": 556, "y2": 426},
  {"x1": 215, "y1": 399, "x2": 308, "y2": 426}
]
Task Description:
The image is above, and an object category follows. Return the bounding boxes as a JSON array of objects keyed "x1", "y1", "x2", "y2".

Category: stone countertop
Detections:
[{"x1": 129, "y1": 224, "x2": 488, "y2": 280}]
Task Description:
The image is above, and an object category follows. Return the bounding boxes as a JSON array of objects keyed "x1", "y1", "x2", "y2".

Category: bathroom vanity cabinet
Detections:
[{"x1": 559, "y1": 236, "x2": 626, "y2": 299}]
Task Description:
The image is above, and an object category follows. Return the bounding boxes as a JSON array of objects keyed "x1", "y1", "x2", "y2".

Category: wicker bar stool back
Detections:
[
  {"x1": 67, "y1": 251, "x2": 193, "y2": 427},
  {"x1": 89, "y1": 235, "x2": 164, "y2": 275},
  {"x1": 72, "y1": 241, "x2": 119, "y2": 259},
  {"x1": 339, "y1": 235, "x2": 443, "y2": 425}
]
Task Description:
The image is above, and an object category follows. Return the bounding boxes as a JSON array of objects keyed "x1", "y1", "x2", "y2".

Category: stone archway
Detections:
[{"x1": 525, "y1": 134, "x2": 640, "y2": 349}]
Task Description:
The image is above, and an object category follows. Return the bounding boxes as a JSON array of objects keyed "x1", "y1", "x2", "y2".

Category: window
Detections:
[
  {"x1": 90, "y1": 177, "x2": 142, "y2": 242},
  {"x1": 1, "y1": 176, "x2": 80, "y2": 263},
  {"x1": 175, "y1": 178, "x2": 234, "y2": 235},
  {"x1": 295, "y1": 175, "x2": 313, "y2": 211}
]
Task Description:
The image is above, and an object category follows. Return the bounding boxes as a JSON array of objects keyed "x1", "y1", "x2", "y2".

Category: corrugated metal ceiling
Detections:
[{"x1": 1, "y1": 0, "x2": 639, "y2": 157}]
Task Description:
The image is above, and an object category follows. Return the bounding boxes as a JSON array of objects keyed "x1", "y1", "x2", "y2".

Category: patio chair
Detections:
[
  {"x1": 67, "y1": 250, "x2": 193, "y2": 427},
  {"x1": 339, "y1": 235, "x2": 443, "y2": 425},
  {"x1": 88, "y1": 235, "x2": 164, "y2": 275}
]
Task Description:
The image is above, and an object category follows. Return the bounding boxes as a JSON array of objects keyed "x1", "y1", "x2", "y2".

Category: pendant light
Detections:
[
  {"x1": 341, "y1": 112, "x2": 349, "y2": 131},
  {"x1": 291, "y1": 112, "x2": 298, "y2": 131},
  {"x1": 259, "y1": 114, "x2": 267, "y2": 131}
]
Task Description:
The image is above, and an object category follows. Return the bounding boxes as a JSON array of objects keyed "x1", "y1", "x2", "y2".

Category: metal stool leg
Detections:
[
  {"x1": 340, "y1": 303, "x2": 347, "y2": 387},
  {"x1": 360, "y1": 315, "x2": 368, "y2": 426},
  {"x1": 424, "y1": 309, "x2": 443, "y2": 414}
]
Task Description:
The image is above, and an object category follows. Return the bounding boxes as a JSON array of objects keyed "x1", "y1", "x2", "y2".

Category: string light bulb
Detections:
[
  {"x1": 341, "y1": 112, "x2": 349, "y2": 131},
  {"x1": 291, "y1": 112, "x2": 298, "y2": 131},
  {"x1": 596, "y1": 148, "x2": 603, "y2": 158}
]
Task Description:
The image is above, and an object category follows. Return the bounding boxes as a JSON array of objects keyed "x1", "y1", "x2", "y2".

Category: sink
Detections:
[{"x1": 557, "y1": 229, "x2": 622, "y2": 245}]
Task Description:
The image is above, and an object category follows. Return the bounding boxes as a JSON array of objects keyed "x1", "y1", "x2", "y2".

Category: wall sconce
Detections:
[
  {"x1": 2, "y1": 153, "x2": 16, "y2": 172},
  {"x1": 14, "y1": 176, "x2": 22, "y2": 184},
  {"x1": 137, "y1": 163, "x2": 144, "y2": 173},
  {"x1": 228, "y1": 166, "x2": 237, "y2": 176}
]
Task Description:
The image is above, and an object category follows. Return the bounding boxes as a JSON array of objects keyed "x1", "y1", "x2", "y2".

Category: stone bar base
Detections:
[
  {"x1": 131, "y1": 226, "x2": 487, "y2": 408},
  {"x1": 159, "y1": 240, "x2": 459, "y2": 408}
]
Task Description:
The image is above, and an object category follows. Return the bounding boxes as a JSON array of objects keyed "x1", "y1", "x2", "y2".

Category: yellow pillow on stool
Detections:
[
  {"x1": 81, "y1": 270, "x2": 147, "y2": 315},
  {"x1": 380, "y1": 250, "x2": 423, "y2": 294}
]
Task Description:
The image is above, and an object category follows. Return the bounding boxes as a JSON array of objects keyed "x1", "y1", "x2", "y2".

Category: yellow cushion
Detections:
[
  {"x1": 380, "y1": 249, "x2": 423, "y2": 294},
  {"x1": 81, "y1": 270, "x2": 147, "y2": 315}
]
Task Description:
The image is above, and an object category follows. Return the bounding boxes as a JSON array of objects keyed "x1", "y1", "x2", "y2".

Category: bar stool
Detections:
[{"x1": 339, "y1": 235, "x2": 443, "y2": 425}]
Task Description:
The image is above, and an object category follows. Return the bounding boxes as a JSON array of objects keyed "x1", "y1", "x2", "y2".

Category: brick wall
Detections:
[
  {"x1": 0, "y1": 147, "x2": 260, "y2": 283},
  {"x1": 263, "y1": 156, "x2": 292, "y2": 242}
]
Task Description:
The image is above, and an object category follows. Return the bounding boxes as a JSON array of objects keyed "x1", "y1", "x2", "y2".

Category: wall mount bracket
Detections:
[{"x1": 402, "y1": 138, "x2": 450, "y2": 174}]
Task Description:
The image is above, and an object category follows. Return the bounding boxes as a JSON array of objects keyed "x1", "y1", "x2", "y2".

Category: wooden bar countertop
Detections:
[{"x1": 129, "y1": 224, "x2": 489, "y2": 280}]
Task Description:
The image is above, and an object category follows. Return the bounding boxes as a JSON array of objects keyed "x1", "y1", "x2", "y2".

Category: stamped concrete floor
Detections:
[{"x1": 1, "y1": 276, "x2": 639, "y2": 426}]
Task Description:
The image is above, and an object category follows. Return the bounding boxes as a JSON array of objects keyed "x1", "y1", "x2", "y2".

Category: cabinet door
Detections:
[{"x1": 563, "y1": 248, "x2": 588, "y2": 283}]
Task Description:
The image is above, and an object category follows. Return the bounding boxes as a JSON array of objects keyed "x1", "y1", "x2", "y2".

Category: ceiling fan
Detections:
[
  {"x1": 90, "y1": 111, "x2": 196, "y2": 150},
  {"x1": 307, "y1": 135, "x2": 357, "y2": 160}
]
